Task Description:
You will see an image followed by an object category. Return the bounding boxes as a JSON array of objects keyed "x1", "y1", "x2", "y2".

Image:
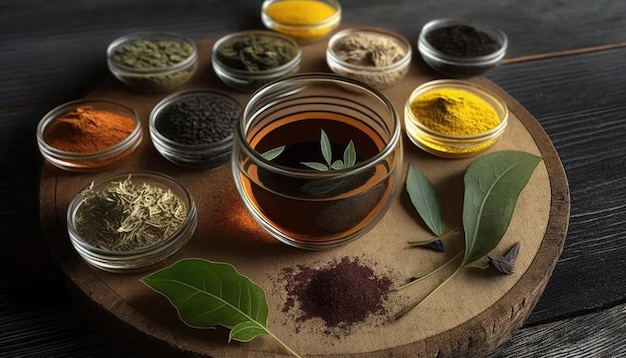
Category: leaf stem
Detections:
[
  {"x1": 395, "y1": 264, "x2": 464, "y2": 321},
  {"x1": 266, "y1": 331, "x2": 302, "y2": 358},
  {"x1": 407, "y1": 228, "x2": 460, "y2": 246},
  {"x1": 396, "y1": 251, "x2": 462, "y2": 290}
]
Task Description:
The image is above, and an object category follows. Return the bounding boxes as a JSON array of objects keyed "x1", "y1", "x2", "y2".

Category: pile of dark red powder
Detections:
[{"x1": 280, "y1": 256, "x2": 392, "y2": 329}]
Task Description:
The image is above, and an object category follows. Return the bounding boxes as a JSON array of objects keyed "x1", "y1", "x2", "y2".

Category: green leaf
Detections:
[
  {"x1": 261, "y1": 146, "x2": 285, "y2": 161},
  {"x1": 343, "y1": 140, "x2": 356, "y2": 167},
  {"x1": 301, "y1": 161, "x2": 329, "y2": 171},
  {"x1": 331, "y1": 160, "x2": 344, "y2": 170},
  {"x1": 141, "y1": 258, "x2": 269, "y2": 342},
  {"x1": 406, "y1": 164, "x2": 444, "y2": 237},
  {"x1": 462, "y1": 151, "x2": 542, "y2": 266},
  {"x1": 320, "y1": 129, "x2": 332, "y2": 166}
]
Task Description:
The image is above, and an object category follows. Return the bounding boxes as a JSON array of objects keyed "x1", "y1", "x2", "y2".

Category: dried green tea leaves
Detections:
[
  {"x1": 216, "y1": 34, "x2": 297, "y2": 71},
  {"x1": 75, "y1": 176, "x2": 187, "y2": 251},
  {"x1": 112, "y1": 39, "x2": 195, "y2": 69}
]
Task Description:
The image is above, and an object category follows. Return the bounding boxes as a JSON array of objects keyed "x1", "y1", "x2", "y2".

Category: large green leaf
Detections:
[
  {"x1": 462, "y1": 151, "x2": 543, "y2": 265},
  {"x1": 141, "y1": 258, "x2": 269, "y2": 343},
  {"x1": 406, "y1": 164, "x2": 443, "y2": 237}
]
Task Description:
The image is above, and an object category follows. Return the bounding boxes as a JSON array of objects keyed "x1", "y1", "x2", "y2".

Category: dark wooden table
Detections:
[{"x1": 2, "y1": 1, "x2": 625, "y2": 357}]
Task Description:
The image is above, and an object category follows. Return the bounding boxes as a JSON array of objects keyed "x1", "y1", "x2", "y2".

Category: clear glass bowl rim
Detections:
[{"x1": 236, "y1": 72, "x2": 402, "y2": 179}]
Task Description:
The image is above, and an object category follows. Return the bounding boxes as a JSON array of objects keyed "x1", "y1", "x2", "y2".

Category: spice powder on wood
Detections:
[{"x1": 278, "y1": 256, "x2": 393, "y2": 334}]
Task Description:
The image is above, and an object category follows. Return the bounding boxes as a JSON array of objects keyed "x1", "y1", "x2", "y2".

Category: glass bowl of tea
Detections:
[{"x1": 231, "y1": 73, "x2": 402, "y2": 250}]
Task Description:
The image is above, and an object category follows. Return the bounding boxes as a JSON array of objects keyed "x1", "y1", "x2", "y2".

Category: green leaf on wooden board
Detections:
[
  {"x1": 461, "y1": 151, "x2": 543, "y2": 266},
  {"x1": 141, "y1": 258, "x2": 301, "y2": 357},
  {"x1": 406, "y1": 164, "x2": 444, "y2": 237}
]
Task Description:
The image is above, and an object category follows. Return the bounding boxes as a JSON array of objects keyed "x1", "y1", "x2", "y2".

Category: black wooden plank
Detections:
[
  {"x1": 2, "y1": 0, "x2": 626, "y2": 357},
  {"x1": 487, "y1": 48, "x2": 626, "y2": 325},
  {"x1": 489, "y1": 303, "x2": 626, "y2": 358}
]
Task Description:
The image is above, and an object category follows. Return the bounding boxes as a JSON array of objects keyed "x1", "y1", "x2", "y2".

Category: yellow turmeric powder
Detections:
[
  {"x1": 410, "y1": 87, "x2": 500, "y2": 136},
  {"x1": 264, "y1": 0, "x2": 340, "y2": 42}
]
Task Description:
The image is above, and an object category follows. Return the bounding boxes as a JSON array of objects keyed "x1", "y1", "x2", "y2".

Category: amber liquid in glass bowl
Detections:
[{"x1": 237, "y1": 113, "x2": 395, "y2": 248}]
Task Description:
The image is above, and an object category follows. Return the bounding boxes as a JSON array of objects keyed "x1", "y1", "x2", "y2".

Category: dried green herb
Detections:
[
  {"x1": 216, "y1": 34, "x2": 296, "y2": 71},
  {"x1": 75, "y1": 176, "x2": 187, "y2": 251},
  {"x1": 301, "y1": 129, "x2": 356, "y2": 171},
  {"x1": 142, "y1": 258, "x2": 301, "y2": 357},
  {"x1": 112, "y1": 39, "x2": 194, "y2": 69},
  {"x1": 396, "y1": 151, "x2": 542, "y2": 319}
]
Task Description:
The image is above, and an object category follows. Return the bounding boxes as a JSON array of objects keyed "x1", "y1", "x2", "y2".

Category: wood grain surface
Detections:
[
  {"x1": 2, "y1": 1, "x2": 626, "y2": 357},
  {"x1": 38, "y1": 28, "x2": 569, "y2": 357}
]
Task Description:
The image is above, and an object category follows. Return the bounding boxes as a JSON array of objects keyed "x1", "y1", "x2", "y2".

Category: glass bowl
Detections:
[
  {"x1": 418, "y1": 18, "x2": 507, "y2": 78},
  {"x1": 107, "y1": 31, "x2": 198, "y2": 92},
  {"x1": 66, "y1": 172, "x2": 197, "y2": 273},
  {"x1": 211, "y1": 30, "x2": 301, "y2": 92},
  {"x1": 232, "y1": 73, "x2": 403, "y2": 250},
  {"x1": 326, "y1": 27, "x2": 412, "y2": 89},
  {"x1": 404, "y1": 79, "x2": 509, "y2": 158},
  {"x1": 149, "y1": 89, "x2": 243, "y2": 169},
  {"x1": 36, "y1": 99, "x2": 143, "y2": 172},
  {"x1": 261, "y1": 0, "x2": 341, "y2": 43}
]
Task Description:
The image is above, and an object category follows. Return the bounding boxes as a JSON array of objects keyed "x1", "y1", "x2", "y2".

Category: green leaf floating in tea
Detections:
[
  {"x1": 462, "y1": 150, "x2": 543, "y2": 266},
  {"x1": 141, "y1": 258, "x2": 301, "y2": 357}
]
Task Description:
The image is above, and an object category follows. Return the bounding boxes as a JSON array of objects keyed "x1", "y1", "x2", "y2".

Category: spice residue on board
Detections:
[{"x1": 277, "y1": 256, "x2": 394, "y2": 336}]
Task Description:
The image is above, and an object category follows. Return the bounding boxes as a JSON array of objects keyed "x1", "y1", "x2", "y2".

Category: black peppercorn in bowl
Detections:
[
  {"x1": 326, "y1": 27, "x2": 412, "y2": 89},
  {"x1": 418, "y1": 18, "x2": 508, "y2": 78},
  {"x1": 149, "y1": 89, "x2": 243, "y2": 169},
  {"x1": 211, "y1": 30, "x2": 302, "y2": 92},
  {"x1": 36, "y1": 99, "x2": 143, "y2": 172},
  {"x1": 107, "y1": 31, "x2": 198, "y2": 92},
  {"x1": 66, "y1": 172, "x2": 197, "y2": 273}
]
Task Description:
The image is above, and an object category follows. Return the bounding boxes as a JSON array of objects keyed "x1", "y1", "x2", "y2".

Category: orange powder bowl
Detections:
[{"x1": 36, "y1": 99, "x2": 143, "y2": 171}]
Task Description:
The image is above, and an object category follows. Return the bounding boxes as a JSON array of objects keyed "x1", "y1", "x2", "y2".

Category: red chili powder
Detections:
[{"x1": 280, "y1": 256, "x2": 392, "y2": 328}]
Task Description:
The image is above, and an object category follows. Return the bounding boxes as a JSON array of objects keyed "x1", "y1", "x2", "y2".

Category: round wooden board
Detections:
[{"x1": 39, "y1": 25, "x2": 570, "y2": 357}]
